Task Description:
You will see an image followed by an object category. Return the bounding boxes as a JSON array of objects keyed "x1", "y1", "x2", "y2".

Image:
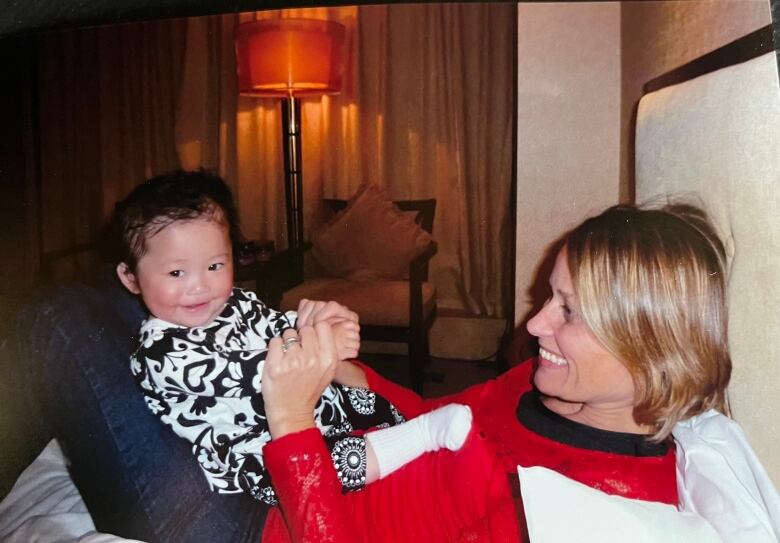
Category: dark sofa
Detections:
[{"x1": 0, "y1": 270, "x2": 267, "y2": 542}]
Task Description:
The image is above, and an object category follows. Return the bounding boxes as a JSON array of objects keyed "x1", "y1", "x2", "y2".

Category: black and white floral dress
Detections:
[{"x1": 131, "y1": 288, "x2": 405, "y2": 505}]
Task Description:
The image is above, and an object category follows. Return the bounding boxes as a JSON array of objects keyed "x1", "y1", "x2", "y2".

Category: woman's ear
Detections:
[{"x1": 116, "y1": 262, "x2": 141, "y2": 294}]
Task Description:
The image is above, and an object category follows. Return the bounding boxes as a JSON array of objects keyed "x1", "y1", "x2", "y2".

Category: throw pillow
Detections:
[{"x1": 312, "y1": 184, "x2": 434, "y2": 280}]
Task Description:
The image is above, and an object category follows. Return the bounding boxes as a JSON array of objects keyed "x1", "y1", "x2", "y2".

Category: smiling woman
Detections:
[
  {"x1": 566, "y1": 204, "x2": 731, "y2": 440},
  {"x1": 530, "y1": 204, "x2": 731, "y2": 440},
  {"x1": 528, "y1": 247, "x2": 642, "y2": 435},
  {"x1": 254, "y1": 201, "x2": 738, "y2": 542}
]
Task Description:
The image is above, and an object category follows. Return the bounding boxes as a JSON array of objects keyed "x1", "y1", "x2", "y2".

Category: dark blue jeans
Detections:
[{"x1": 9, "y1": 271, "x2": 267, "y2": 542}]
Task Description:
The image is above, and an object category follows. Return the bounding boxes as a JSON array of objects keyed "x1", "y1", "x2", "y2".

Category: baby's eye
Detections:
[
  {"x1": 169, "y1": 270, "x2": 183, "y2": 278},
  {"x1": 208, "y1": 262, "x2": 224, "y2": 271}
]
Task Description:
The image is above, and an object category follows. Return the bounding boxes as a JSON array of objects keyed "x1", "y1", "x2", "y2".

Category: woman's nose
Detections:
[{"x1": 526, "y1": 301, "x2": 552, "y2": 338}]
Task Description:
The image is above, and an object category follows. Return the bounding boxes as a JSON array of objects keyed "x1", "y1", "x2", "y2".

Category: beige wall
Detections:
[
  {"x1": 515, "y1": 0, "x2": 771, "y2": 332},
  {"x1": 514, "y1": 2, "x2": 621, "y2": 334}
]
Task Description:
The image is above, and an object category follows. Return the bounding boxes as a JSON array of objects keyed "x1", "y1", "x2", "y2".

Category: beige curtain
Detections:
[
  {"x1": 350, "y1": 4, "x2": 515, "y2": 317},
  {"x1": 36, "y1": 20, "x2": 186, "y2": 254},
  {"x1": 345, "y1": 4, "x2": 515, "y2": 317},
  {"x1": 175, "y1": 16, "x2": 238, "y2": 192},
  {"x1": 179, "y1": 4, "x2": 515, "y2": 318},
  {"x1": 34, "y1": 4, "x2": 514, "y2": 318}
]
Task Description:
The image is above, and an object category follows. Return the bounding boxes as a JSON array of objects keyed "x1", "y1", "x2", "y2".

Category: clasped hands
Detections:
[
  {"x1": 296, "y1": 299, "x2": 360, "y2": 360},
  {"x1": 262, "y1": 299, "x2": 360, "y2": 439}
]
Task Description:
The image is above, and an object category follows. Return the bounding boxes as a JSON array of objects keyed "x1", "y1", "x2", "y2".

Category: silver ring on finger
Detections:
[{"x1": 281, "y1": 337, "x2": 301, "y2": 353}]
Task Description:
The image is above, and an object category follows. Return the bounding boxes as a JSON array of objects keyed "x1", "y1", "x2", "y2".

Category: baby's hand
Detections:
[
  {"x1": 332, "y1": 319, "x2": 360, "y2": 361},
  {"x1": 296, "y1": 299, "x2": 358, "y2": 329}
]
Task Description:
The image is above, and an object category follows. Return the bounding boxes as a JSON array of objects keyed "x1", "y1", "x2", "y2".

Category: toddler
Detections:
[{"x1": 115, "y1": 170, "x2": 472, "y2": 506}]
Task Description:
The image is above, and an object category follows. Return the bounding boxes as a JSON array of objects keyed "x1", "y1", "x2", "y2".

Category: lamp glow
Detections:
[{"x1": 236, "y1": 19, "x2": 345, "y2": 97}]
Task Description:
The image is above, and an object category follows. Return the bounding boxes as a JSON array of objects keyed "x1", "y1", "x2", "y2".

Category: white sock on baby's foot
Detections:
[
  {"x1": 417, "y1": 403, "x2": 473, "y2": 452},
  {"x1": 365, "y1": 404, "x2": 473, "y2": 479}
]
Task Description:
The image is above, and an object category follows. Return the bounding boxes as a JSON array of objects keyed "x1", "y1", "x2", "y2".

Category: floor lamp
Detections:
[{"x1": 235, "y1": 19, "x2": 346, "y2": 273}]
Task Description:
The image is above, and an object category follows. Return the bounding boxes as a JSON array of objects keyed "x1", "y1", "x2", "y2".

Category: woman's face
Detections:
[{"x1": 526, "y1": 247, "x2": 638, "y2": 426}]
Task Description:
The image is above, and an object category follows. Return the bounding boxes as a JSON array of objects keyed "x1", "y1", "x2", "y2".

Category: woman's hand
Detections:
[{"x1": 262, "y1": 324, "x2": 339, "y2": 439}]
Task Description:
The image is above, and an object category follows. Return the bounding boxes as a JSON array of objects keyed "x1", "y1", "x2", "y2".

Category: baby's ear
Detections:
[{"x1": 116, "y1": 262, "x2": 141, "y2": 294}]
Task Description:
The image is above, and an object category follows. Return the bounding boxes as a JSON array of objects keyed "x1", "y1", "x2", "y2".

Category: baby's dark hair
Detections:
[{"x1": 116, "y1": 170, "x2": 242, "y2": 270}]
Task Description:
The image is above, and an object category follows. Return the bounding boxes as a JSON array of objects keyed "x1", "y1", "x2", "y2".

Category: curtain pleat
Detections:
[{"x1": 37, "y1": 19, "x2": 186, "y2": 254}]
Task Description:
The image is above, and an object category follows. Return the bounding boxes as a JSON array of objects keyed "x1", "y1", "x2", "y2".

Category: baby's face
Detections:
[{"x1": 129, "y1": 216, "x2": 234, "y2": 327}]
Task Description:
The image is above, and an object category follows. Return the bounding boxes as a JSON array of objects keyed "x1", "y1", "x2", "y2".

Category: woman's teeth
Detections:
[{"x1": 539, "y1": 347, "x2": 567, "y2": 366}]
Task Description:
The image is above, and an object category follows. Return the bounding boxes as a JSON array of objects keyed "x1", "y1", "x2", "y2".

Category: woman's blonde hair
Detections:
[{"x1": 566, "y1": 203, "x2": 731, "y2": 441}]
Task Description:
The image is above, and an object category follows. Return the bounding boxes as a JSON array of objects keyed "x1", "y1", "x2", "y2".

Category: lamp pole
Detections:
[
  {"x1": 281, "y1": 94, "x2": 303, "y2": 251},
  {"x1": 281, "y1": 94, "x2": 304, "y2": 282}
]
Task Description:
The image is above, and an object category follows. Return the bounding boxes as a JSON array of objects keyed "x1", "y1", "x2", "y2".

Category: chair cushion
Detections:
[
  {"x1": 311, "y1": 184, "x2": 434, "y2": 280},
  {"x1": 280, "y1": 278, "x2": 436, "y2": 327}
]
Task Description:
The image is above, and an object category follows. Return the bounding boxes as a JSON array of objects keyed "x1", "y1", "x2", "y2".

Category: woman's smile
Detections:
[{"x1": 538, "y1": 347, "x2": 567, "y2": 367}]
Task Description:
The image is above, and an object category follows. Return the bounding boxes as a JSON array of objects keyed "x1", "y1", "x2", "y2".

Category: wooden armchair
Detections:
[{"x1": 279, "y1": 198, "x2": 437, "y2": 393}]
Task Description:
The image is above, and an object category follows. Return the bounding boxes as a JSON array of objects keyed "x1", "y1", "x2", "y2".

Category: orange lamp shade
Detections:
[{"x1": 235, "y1": 19, "x2": 346, "y2": 97}]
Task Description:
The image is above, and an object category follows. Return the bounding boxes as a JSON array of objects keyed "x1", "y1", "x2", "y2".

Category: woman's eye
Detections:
[
  {"x1": 169, "y1": 270, "x2": 183, "y2": 278},
  {"x1": 208, "y1": 263, "x2": 224, "y2": 271},
  {"x1": 561, "y1": 304, "x2": 572, "y2": 321}
]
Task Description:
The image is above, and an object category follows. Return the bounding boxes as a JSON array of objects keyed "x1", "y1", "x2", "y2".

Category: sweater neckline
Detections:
[{"x1": 516, "y1": 390, "x2": 668, "y2": 457}]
